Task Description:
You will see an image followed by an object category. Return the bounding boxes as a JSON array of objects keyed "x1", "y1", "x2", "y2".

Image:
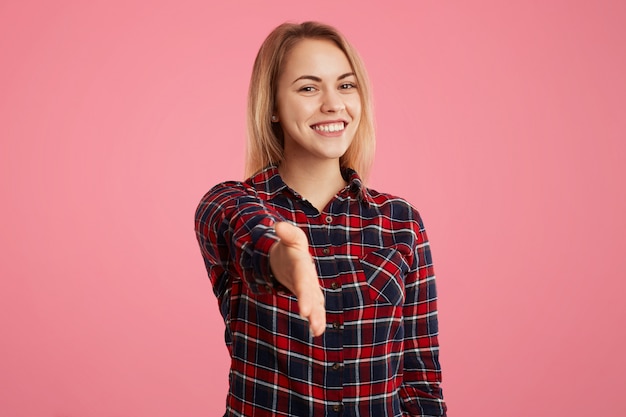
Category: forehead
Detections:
[{"x1": 281, "y1": 38, "x2": 353, "y2": 77}]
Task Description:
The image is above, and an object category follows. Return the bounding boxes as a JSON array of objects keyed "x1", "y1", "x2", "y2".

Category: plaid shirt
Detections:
[{"x1": 195, "y1": 166, "x2": 446, "y2": 417}]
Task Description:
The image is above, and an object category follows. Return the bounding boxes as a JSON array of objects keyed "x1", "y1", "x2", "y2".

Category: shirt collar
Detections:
[{"x1": 248, "y1": 165, "x2": 374, "y2": 206}]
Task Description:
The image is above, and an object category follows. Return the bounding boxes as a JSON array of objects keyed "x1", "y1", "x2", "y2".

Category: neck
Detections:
[{"x1": 279, "y1": 158, "x2": 347, "y2": 212}]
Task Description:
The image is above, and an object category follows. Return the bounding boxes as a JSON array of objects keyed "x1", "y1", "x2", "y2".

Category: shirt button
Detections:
[
  {"x1": 332, "y1": 363, "x2": 341, "y2": 370},
  {"x1": 332, "y1": 404, "x2": 342, "y2": 412},
  {"x1": 264, "y1": 285, "x2": 272, "y2": 293},
  {"x1": 331, "y1": 282, "x2": 339, "y2": 290},
  {"x1": 332, "y1": 322, "x2": 340, "y2": 329},
  {"x1": 322, "y1": 247, "x2": 330, "y2": 255},
  {"x1": 325, "y1": 215, "x2": 333, "y2": 224}
]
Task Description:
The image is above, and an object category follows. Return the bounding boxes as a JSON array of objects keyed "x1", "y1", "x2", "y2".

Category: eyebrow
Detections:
[{"x1": 291, "y1": 72, "x2": 355, "y2": 85}]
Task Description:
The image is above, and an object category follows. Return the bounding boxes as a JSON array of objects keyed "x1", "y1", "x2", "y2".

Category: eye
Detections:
[
  {"x1": 298, "y1": 86, "x2": 317, "y2": 93},
  {"x1": 340, "y1": 82, "x2": 357, "y2": 90}
]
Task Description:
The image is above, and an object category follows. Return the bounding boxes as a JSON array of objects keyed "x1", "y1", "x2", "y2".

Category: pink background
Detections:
[{"x1": 1, "y1": 1, "x2": 625, "y2": 416}]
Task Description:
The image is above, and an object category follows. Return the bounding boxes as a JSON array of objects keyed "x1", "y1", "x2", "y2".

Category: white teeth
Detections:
[{"x1": 313, "y1": 122, "x2": 344, "y2": 132}]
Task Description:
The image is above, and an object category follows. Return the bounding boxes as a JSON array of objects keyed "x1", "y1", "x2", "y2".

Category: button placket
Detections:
[{"x1": 319, "y1": 209, "x2": 344, "y2": 414}]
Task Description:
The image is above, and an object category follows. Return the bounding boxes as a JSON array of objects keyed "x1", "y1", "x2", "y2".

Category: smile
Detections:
[{"x1": 311, "y1": 122, "x2": 345, "y2": 133}]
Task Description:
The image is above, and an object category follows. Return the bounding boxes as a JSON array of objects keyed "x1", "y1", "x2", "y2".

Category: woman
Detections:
[{"x1": 195, "y1": 21, "x2": 446, "y2": 417}]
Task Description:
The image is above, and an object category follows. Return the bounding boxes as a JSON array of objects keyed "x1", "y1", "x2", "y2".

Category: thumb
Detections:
[{"x1": 274, "y1": 221, "x2": 305, "y2": 248}]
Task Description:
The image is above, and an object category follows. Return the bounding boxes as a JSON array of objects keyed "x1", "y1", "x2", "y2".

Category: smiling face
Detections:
[{"x1": 274, "y1": 38, "x2": 362, "y2": 167}]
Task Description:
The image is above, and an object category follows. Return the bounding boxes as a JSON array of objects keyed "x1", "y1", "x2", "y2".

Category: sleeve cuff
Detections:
[{"x1": 250, "y1": 229, "x2": 289, "y2": 295}]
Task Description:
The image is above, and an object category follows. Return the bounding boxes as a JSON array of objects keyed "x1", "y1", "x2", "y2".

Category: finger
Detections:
[
  {"x1": 289, "y1": 248, "x2": 319, "y2": 299},
  {"x1": 295, "y1": 283, "x2": 315, "y2": 317},
  {"x1": 296, "y1": 286, "x2": 326, "y2": 336},
  {"x1": 308, "y1": 300, "x2": 327, "y2": 337},
  {"x1": 298, "y1": 301, "x2": 326, "y2": 336}
]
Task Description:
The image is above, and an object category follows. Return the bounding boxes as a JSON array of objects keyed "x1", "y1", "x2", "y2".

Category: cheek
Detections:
[
  {"x1": 348, "y1": 96, "x2": 362, "y2": 118},
  {"x1": 278, "y1": 99, "x2": 310, "y2": 124}
]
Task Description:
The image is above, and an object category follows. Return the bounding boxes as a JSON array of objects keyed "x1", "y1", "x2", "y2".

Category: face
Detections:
[{"x1": 274, "y1": 38, "x2": 361, "y2": 165}]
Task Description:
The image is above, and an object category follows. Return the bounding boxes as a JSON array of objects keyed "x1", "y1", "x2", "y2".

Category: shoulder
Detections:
[
  {"x1": 362, "y1": 188, "x2": 429, "y2": 237},
  {"x1": 366, "y1": 188, "x2": 423, "y2": 220},
  {"x1": 197, "y1": 180, "x2": 256, "y2": 206},
  {"x1": 362, "y1": 188, "x2": 431, "y2": 256},
  {"x1": 194, "y1": 181, "x2": 252, "y2": 223}
]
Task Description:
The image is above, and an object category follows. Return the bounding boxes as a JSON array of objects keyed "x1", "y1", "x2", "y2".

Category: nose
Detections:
[{"x1": 320, "y1": 90, "x2": 345, "y2": 113}]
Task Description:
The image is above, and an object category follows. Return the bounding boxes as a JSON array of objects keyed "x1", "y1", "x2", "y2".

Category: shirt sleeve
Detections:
[
  {"x1": 399, "y1": 210, "x2": 447, "y2": 417},
  {"x1": 194, "y1": 181, "x2": 284, "y2": 298}
]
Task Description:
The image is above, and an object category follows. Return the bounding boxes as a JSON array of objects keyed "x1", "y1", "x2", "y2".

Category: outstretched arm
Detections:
[{"x1": 195, "y1": 182, "x2": 326, "y2": 335}]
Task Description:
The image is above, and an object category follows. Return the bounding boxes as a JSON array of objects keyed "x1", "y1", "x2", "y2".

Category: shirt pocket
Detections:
[{"x1": 358, "y1": 248, "x2": 409, "y2": 306}]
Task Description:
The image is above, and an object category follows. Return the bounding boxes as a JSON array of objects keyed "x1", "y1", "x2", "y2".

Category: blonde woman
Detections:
[{"x1": 195, "y1": 21, "x2": 446, "y2": 417}]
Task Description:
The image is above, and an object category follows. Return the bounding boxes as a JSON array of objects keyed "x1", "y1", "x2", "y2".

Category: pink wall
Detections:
[{"x1": 1, "y1": 1, "x2": 625, "y2": 416}]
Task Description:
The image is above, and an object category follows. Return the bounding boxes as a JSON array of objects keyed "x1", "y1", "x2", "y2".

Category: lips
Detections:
[{"x1": 311, "y1": 121, "x2": 346, "y2": 133}]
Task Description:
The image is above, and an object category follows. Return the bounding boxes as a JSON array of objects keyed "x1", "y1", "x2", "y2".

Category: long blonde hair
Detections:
[{"x1": 245, "y1": 21, "x2": 375, "y2": 180}]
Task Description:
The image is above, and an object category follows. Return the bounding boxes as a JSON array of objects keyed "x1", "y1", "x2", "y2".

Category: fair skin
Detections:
[{"x1": 269, "y1": 38, "x2": 362, "y2": 337}]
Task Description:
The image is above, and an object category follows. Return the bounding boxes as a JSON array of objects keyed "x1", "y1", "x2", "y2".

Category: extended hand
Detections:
[{"x1": 269, "y1": 221, "x2": 326, "y2": 336}]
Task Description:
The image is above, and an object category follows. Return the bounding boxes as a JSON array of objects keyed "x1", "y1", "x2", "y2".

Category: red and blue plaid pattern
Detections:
[{"x1": 195, "y1": 166, "x2": 446, "y2": 416}]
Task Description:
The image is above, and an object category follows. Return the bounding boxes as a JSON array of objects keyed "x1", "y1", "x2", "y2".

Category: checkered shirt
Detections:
[{"x1": 194, "y1": 165, "x2": 446, "y2": 417}]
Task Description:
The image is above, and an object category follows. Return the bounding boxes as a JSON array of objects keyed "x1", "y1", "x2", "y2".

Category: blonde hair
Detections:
[{"x1": 245, "y1": 21, "x2": 375, "y2": 180}]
